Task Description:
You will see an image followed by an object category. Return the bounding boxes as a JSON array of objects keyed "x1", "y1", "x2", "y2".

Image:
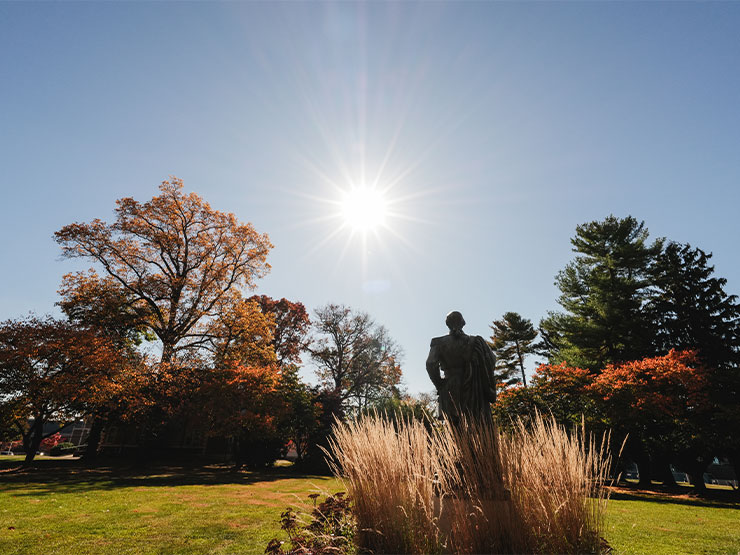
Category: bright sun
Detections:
[{"x1": 341, "y1": 187, "x2": 388, "y2": 232}]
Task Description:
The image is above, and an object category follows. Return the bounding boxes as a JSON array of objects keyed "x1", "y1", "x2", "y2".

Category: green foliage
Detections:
[
  {"x1": 358, "y1": 392, "x2": 435, "y2": 429},
  {"x1": 540, "y1": 215, "x2": 662, "y2": 369},
  {"x1": 536, "y1": 217, "x2": 740, "y2": 475},
  {"x1": 297, "y1": 389, "x2": 344, "y2": 475},
  {"x1": 489, "y1": 312, "x2": 538, "y2": 387},
  {"x1": 276, "y1": 366, "x2": 321, "y2": 462},
  {"x1": 649, "y1": 241, "x2": 740, "y2": 368}
]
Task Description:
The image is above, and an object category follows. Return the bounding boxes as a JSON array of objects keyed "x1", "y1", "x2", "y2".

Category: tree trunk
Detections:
[
  {"x1": 233, "y1": 434, "x2": 244, "y2": 469},
  {"x1": 161, "y1": 343, "x2": 174, "y2": 364},
  {"x1": 635, "y1": 453, "x2": 653, "y2": 489},
  {"x1": 729, "y1": 453, "x2": 740, "y2": 495},
  {"x1": 687, "y1": 458, "x2": 709, "y2": 494},
  {"x1": 516, "y1": 343, "x2": 527, "y2": 387},
  {"x1": 23, "y1": 419, "x2": 44, "y2": 466},
  {"x1": 658, "y1": 459, "x2": 678, "y2": 489},
  {"x1": 83, "y1": 417, "x2": 105, "y2": 462}
]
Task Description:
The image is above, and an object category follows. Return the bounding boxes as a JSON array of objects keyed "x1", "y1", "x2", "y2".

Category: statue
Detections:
[
  {"x1": 427, "y1": 312, "x2": 510, "y2": 529},
  {"x1": 426, "y1": 311, "x2": 497, "y2": 426}
]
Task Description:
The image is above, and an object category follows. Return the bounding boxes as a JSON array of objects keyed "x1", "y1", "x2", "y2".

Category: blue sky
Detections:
[{"x1": 2, "y1": 2, "x2": 740, "y2": 394}]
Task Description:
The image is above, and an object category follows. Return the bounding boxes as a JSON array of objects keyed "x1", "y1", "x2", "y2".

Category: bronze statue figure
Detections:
[{"x1": 426, "y1": 311, "x2": 497, "y2": 425}]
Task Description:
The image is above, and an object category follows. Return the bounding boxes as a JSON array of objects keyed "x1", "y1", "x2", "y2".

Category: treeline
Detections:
[
  {"x1": 2, "y1": 181, "x2": 738, "y2": 489},
  {"x1": 489, "y1": 216, "x2": 740, "y2": 491},
  {"x1": 0, "y1": 179, "x2": 420, "y2": 469}
]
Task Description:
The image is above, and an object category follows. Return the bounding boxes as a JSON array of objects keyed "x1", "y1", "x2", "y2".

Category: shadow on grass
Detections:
[
  {"x1": 0, "y1": 458, "x2": 334, "y2": 497},
  {"x1": 609, "y1": 486, "x2": 740, "y2": 510}
]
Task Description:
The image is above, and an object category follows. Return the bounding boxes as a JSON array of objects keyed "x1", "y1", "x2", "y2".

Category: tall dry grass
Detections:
[{"x1": 327, "y1": 412, "x2": 611, "y2": 554}]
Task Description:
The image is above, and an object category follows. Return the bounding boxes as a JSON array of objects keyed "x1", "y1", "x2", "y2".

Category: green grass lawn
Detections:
[
  {"x1": 606, "y1": 488, "x2": 740, "y2": 555},
  {"x1": 0, "y1": 456, "x2": 341, "y2": 555},
  {"x1": 1, "y1": 456, "x2": 738, "y2": 554}
]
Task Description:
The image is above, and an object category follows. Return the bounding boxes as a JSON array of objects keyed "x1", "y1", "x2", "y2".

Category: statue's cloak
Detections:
[
  {"x1": 460, "y1": 335, "x2": 497, "y2": 423},
  {"x1": 434, "y1": 334, "x2": 496, "y2": 425}
]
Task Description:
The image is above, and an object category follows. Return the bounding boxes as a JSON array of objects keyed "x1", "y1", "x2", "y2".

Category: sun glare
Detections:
[{"x1": 341, "y1": 187, "x2": 387, "y2": 232}]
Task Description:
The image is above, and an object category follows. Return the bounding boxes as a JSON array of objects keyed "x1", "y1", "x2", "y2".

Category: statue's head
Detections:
[{"x1": 445, "y1": 311, "x2": 466, "y2": 332}]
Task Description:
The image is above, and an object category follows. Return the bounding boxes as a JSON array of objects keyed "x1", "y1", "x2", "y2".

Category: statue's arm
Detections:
[{"x1": 426, "y1": 342, "x2": 444, "y2": 391}]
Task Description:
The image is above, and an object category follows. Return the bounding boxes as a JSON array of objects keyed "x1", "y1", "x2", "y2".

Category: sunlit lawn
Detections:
[
  {"x1": 606, "y1": 488, "x2": 740, "y2": 555},
  {"x1": 0, "y1": 456, "x2": 341, "y2": 555},
  {"x1": 1, "y1": 456, "x2": 739, "y2": 554}
]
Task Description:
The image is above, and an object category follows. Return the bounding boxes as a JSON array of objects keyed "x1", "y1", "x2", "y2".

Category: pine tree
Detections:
[
  {"x1": 489, "y1": 312, "x2": 538, "y2": 387},
  {"x1": 649, "y1": 242, "x2": 740, "y2": 369},
  {"x1": 648, "y1": 241, "x2": 740, "y2": 485},
  {"x1": 540, "y1": 216, "x2": 663, "y2": 370}
]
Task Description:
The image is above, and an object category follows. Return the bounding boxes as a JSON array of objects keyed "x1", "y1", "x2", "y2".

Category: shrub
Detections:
[
  {"x1": 266, "y1": 492, "x2": 357, "y2": 555},
  {"x1": 328, "y1": 413, "x2": 611, "y2": 554}
]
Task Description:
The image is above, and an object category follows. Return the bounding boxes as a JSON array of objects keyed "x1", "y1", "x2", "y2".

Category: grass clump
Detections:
[{"x1": 328, "y1": 412, "x2": 611, "y2": 554}]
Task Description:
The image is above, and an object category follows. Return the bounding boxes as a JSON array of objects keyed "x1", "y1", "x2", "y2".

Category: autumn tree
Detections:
[
  {"x1": 494, "y1": 361, "x2": 596, "y2": 432},
  {"x1": 309, "y1": 304, "x2": 403, "y2": 411},
  {"x1": 489, "y1": 312, "x2": 538, "y2": 387},
  {"x1": 207, "y1": 296, "x2": 276, "y2": 368},
  {"x1": 57, "y1": 272, "x2": 154, "y2": 459},
  {"x1": 248, "y1": 295, "x2": 311, "y2": 367},
  {"x1": 58, "y1": 271, "x2": 152, "y2": 349},
  {"x1": 201, "y1": 363, "x2": 283, "y2": 467},
  {"x1": 590, "y1": 350, "x2": 710, "y2": 489},
  {"x1": 179, "y1": 294, "x2": 313, "y2": 466},
  {"x1": 55, "y1": 177, "x2": 273, "y2": 364},
  {"x1": 0, "y1": 399, "x2": 22, "y2": 446},
  {"x1": 0, "y1": 317, "x2": 127, "y2": 465},
  {"x1": 540, "y1": 216, "x2": 662, "y2": 369}
]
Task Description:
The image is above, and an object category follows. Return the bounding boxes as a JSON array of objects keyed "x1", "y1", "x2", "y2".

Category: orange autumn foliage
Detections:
[
  {"x1": 210, "y1": 296, "x2": 277, "y2": 368},
  {"x1": 590, "y1": 349, "x2": 708, "y2": 417},
  {"x1": 55, "y1": 177, "x2": 272, "y2": 363},
  {"x1": 248, "y1": 295, "x2": 311, "y2": 367},
  {"x1": 495, "y1": 350, "x2": 710, "y2": 443},
  {"x1": 533, "y1": 362, "x2": 591, "y2": 390},
  {"x1": 0, "y1": 317, "x2": 128, "y2": 415},
  {"x1": 0, "y1": 316, "x2": 129, "y2": 463}
]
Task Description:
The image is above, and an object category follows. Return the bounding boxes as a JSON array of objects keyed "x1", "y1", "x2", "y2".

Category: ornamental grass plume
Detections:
[{"x1": 327, "y1": 411, "x2": 611, "y2": 554}]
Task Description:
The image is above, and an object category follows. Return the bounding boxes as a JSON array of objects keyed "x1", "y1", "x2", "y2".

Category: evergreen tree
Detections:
[
  {"x1": 540, "y1": 216, "x2": 663, "y2": 370},
  {"x1": 489, "y1": 312, "x2": 538, "y2": 387},
  {"x1": 649, "y1": 242, "x2": 740, "y2": 368},
  {"x1": 648, "y1": 241, "x2": 740, "y2": 483}
]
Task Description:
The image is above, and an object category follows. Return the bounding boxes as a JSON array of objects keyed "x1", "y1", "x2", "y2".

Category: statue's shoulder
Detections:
[
  {"x1": 430, "y1": 335, "x2": 447, "y2": 347},
  {"x1": 472, "y1": 335, "x2": 496, "y2": 363}
]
